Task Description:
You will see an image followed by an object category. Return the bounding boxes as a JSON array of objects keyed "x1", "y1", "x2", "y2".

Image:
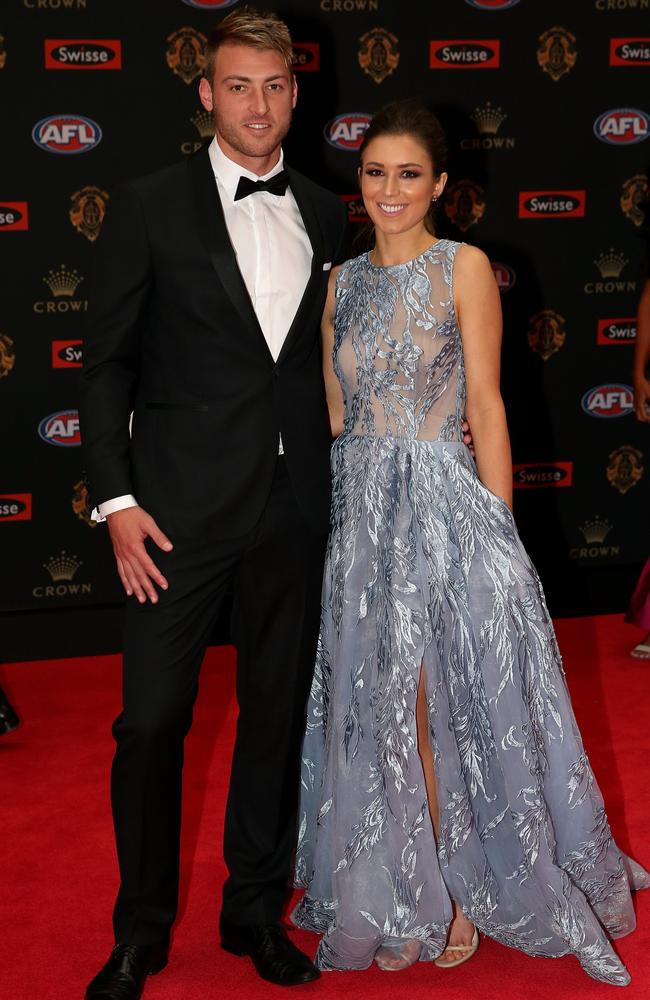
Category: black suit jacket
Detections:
[{"x1": 80, "y1": 146, "x2": 348, "y2": 539}]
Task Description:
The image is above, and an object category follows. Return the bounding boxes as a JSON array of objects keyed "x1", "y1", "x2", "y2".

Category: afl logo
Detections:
[
  {"x1": 465, "y1": 0, "x2": 520, "y2": 7},
  {"x1": 38, "y1": 409, "x2": 81, "y2": 447},
  {"x1": 325, "y1": 113, "x2": 371, "y2": 151},
  {"x1": 32, "y1": 115, "x2": 102, "y2": 155},
  {"x1": 181, "y1": 0, "x2": 240, "y2": 7},
  {"x1": 491, "y1": 261, "x2": 516, "y2": 293},
  {"x1": 581, "y1": 384, "x2": 634, "y2": 418},
  {"x1": 594, "y1": 109, "x2": 649, "y2": 145}
]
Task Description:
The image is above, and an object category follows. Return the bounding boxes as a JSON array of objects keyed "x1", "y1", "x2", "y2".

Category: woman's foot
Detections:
[
  {"x1": 375, "y1": 939, "x2": 422, "y2": 971},
  {"x1": 630, "y1": 632, "x2": 650, "y2": 659},
  {"x1": 435, "y1": 906, "x2": 478, "y2": 968}
]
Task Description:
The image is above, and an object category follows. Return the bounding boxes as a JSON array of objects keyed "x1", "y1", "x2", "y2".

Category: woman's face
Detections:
[{"x1": 359, "y1": 133, "x2": 447, "y2": 237}]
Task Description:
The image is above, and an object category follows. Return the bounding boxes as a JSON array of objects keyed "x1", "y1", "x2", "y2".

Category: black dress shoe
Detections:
[
  {"x1": 85, "y1": 942, "x2": 168, "y2": 999},
  {"x1": 220, "y1": 919, "x2": 320, "y2": 986},
  {"x1": 0, "y1": 687, "x2": 19, "y2": 735}
]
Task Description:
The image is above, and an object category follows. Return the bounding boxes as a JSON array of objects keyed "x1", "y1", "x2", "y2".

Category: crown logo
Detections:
[
  {"x1": 43, "y1": 264, "x2": 84, "y2": 298},
  {"x1": 578, "y1": 516, "x2": 613, "y2": 545},
  {"x1": 43, "y1": 550, "x2": 83, "y2": 582},
  {"x1": 593, "y1": 248, "x2": 628, "y2": 279},
  {"x1": 191, "y1": 109, "x2": 214, "y2": 139},
  {"x1": 471, "y1": 101, "x2": 507, "y2": 135}
]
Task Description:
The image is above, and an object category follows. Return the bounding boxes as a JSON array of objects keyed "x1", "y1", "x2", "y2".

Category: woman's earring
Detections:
[{"x1": 431, "y1": 195, "x2": 438, "y2": 203}]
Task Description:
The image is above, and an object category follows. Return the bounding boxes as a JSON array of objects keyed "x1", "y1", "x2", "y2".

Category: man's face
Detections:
[{"x1": 199, "y1": 43, "x2": 297, "y2": 171}]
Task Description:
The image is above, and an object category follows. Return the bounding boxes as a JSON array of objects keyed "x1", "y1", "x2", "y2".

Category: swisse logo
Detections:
[
  {"x1": 38, "y1": 409, "x2": 81, "y2": 447},
  {"x1": 52, "y1": 339, "x2": 83, "y2": 367},
  {"x1": 581, "y1": 384, "x2": 634, "y2": 418},
  {"x1": 491, "y1": 261, "x2": 516, "y2": 292},
  {"x1": 610, "y1": 37, "x2": 650, "y2": 65},
  {"x1": 292, "y1": 43, "x2": 320, "y2": 71},
  {"x1": 341, "y1": 194, "x2": 368, "y2": 223},
  {"x1": 32, "y1": 114, "x2": 101, "y2": 154},
  {"x1": 181, "y1": 0, "x2": 240, "y2": 7},
  {"x1": 594, "y1": 108, "x2": 649, "y2": 145},
  {"x1": 44, "y1": 39, "x2": 122, "y2": 69},
  {"x1": 0, "y1": 202, "x2": 28, "y2": 231},
  {"x1": 513, "y1": 462, "x2": 574, "y2": 489},
  {"x1": 325, "y1": 113, "x2": 371, "y2": 150},
  {"x1": 430, "y1": 40, "x2": 500, "y2": 69},
  {"x1": 465, "y1": 0, "x2": 520, "y2": 7},
  {"x1": 0, "y1": 494, "x2": 32, "y2": 522},
  {"x1": 597, "y1": 318, "x2": 636, "y2": 344},
  {"x1": 519, "y1": 190, "x2": 586, "y2": 218}
]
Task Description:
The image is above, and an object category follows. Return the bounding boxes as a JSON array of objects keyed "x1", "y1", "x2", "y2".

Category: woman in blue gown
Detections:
[{"x1": 292, "y1": 100, "x2": 649, "y2": 985}]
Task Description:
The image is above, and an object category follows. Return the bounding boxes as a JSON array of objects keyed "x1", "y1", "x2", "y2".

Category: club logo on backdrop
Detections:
[
  {"x1": 597, "y1": 318, "x2": 636, "y2": 344},
  {"x1": 166, "y1": 27, "x2": 206, "y2": 84},
  {"x1": 430, "y1": 40, "x2": 500, "y2": 69},
  {"x1": 444, "y1": 180, "x2": 486, "y2": 231},
  {"x1": 594, "y1": 108, "x2": 649, "y2": 145},
  {"x1": 52, "y1": 339, "x2": 83, "y2": 368},
  {"x1": 358, "y1": 28, "x2": 399, "y2": 84},
  {"x1": 34, "y1": 265, "x2": 87, "y2": 314},
  {"x1": 607, "y1": 446, "x2": 644, "y2": 495},
  {"x1": 0, "y1": 495, "x2": 32, "y2": 522},
  {"x1": 513, "y1": 462, "x2": 574, "y2": 489},
  {"x1": 69, "y1": 185, "x2": 108, "y2": 242},
  {"x1": 620, "y1": 173, "x2": 648, "y2": 227},
  {"x1": 537, "y1": 27, "x2": 577, "y2": 81},
  {"x1": 610, "y1": 38, "x2": 650, "y2": 65},
  {"x1": 324, "y1": 113, "x2": 371, "y2": 151},
  {"x1": 44, "y1": 39, "x2": 122, "y2": 69},
  {"x1": 182, "y1": 0, "x2": 240, "y2": 8},
  {"x1": 570, "y1": 516, "x2": 619, "y2": 561},
  {"x1": 292, "y1": 43, "x2": 320, "y2": 71},
  {"x1": 528, "y1": 310, "x2": 566, "y2": 360},
  {"x1": 32, "y1": 114, "x2": 102, "y2": 154},
  {"x1": 581, "y1": 384, "x2": 634, "y2": 418},
  {"x1": 465, "y1": 0, "x2": 520, "y2": 8},
  {"x1": 491, "y1": 261, "x2": 516, "y2": 292},
  {"x1": 461, "y1": 102, "x2": 515, "y2": 150},
  {"x1": 38, "y1": 410, "x2": 81, "y2": 447},
  {"x1": 33, "y1": 550, "x2": 92, "y2": 600},
  {"x1": 341, "y1": 195, "x2": 368, "y2": 223},
  {"x1": 518, "y1": 190, "x2": 586, "y2": 218},
  {"x1": 72, "y1": 479, "x2": 96, "y2": 528},
  {"x1": 0, "y1": 333, "x2": 15, "y2": 378},
  {"x1": 0, "y1": 202, "x2": 29, "y2": 231},
  {"x1": 0, "y1": 36, "x2": 6, "y2": 70}
]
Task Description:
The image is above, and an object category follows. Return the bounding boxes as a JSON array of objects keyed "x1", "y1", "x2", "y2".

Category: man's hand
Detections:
[
  {"x1": 462, "y1": 419, "x2": 475, "y2": 457},
  {"x1": 107, "y1": 506, "x2": 173, "y2": 604},
  {"x1": 634, "y1": 377, "x2": 650, "y2": 422}
]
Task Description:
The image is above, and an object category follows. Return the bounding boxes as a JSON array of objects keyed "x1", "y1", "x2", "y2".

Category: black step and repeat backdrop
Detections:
[{"x1": 1, "y1": 0, "x2": 649, "y2": 618}]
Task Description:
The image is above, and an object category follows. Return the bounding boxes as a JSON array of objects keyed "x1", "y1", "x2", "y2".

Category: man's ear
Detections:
[
  {"x1": 199, "y1": 77, "x2": 213, "y2": 112},
  {"x1": 291, "y1": 75, "x2": 298, "y2": 110}
]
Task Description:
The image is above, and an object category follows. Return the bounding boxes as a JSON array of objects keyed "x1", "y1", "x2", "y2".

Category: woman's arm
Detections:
[
  {"x1": 633, "y1": 277, "x2": 650, "y2": 422},
  {"x1": 454, "y1": 244, "x2": 513, "y2": 510},
  {"x1": 322, "y1": 266, "x2": 345, "y2": 437}
]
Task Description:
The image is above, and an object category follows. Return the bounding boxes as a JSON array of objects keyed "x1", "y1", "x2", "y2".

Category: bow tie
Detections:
[{"x1": 234, "y1": 170, "x2": 290, "y2": 201}]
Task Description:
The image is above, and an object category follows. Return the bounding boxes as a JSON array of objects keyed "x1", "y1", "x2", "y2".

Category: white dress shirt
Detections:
[{"x1": 94, "y1": 138, "x2": 313, "y2": 522}]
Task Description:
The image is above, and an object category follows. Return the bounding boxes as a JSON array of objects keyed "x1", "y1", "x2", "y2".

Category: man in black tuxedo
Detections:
[{"x1": 81, "y1": 9, "x2": 346, "y2": 998}]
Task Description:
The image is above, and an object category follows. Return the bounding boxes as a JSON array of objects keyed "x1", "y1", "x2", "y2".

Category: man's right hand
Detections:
[{"x1": 106, "y1": 506, "x2": 173, "y2": 604}]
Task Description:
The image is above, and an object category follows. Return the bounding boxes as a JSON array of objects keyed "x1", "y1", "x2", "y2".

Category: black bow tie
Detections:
[{"x1": 234, "y1": 170, "x2": 290, "y2": 201}]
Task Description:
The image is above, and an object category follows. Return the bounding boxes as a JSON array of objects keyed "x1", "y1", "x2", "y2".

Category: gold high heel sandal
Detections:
[{"x1": 434, "y1": 927, "x2": 479, "y2": 969}]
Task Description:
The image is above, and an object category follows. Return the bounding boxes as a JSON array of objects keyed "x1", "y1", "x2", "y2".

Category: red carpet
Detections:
[{"x1": 2, "y1": 614, "x2": 649, "y2": 999}]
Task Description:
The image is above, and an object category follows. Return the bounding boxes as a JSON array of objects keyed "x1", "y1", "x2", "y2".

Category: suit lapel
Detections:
[
  {"x1": 277, "y1": 167, "x2": 327, "y2": 364},
  {"x1": 187, "y1": 146, "x2": 273, "y2": 363}
]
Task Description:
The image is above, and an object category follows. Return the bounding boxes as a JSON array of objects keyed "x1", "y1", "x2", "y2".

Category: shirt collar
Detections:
[{"x1": 208, "y1": 137, "x2": 285, "y2": 202}]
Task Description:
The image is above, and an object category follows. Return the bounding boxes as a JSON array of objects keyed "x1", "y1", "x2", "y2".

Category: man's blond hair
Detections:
[{"x1": 204, "y1": 6, "x2": 294, "y2": 82}]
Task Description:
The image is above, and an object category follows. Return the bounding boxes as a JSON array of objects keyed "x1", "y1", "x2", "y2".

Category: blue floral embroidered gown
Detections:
[{"x1": 292, "y1": 240, "x2": 649, "y2": 985}]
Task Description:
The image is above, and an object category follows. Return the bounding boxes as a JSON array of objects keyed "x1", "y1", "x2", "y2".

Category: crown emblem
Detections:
[
  {"x1": 43, "y1": 550, "x2": 83, "y2": 582},
  {"x1": 578, "y1": 516, "x2": 613, "y2": 545},
  {"x1": 43, "y1": 264, "x2": 84, "y2": 298},
  {"x1": 594, "y1": 249, "x2": 628, "y2": 279},
  {"x1": 471, "y1": 101, "x2": 507, "y2": 135},
  {"x1": 191, "y1": 109, "x2": 214, "y2": 139}
]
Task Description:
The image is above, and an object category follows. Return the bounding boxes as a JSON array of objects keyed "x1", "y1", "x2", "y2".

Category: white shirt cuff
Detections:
[{"x1": 92, "y1": 494, "x2": 138, "y2": 522}]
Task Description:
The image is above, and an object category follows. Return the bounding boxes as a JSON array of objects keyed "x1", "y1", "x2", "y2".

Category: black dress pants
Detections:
[{"x1": 110, "y1": 459, "x2": 328, "y2": 945}]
